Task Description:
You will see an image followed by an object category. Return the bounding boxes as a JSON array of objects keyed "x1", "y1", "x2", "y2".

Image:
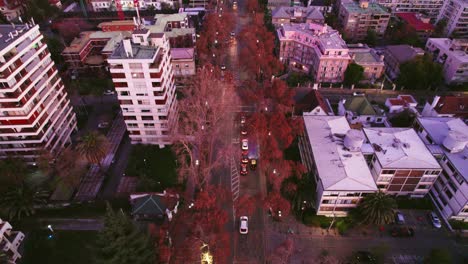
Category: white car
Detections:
[
  {"x1": 239, "y1": 216, "x2": 248, "y2": 234},
  {"x1": 221, "y1": 65, "x2": 227, "y2": 70},
  {"x1": 103, "y1": 89, "x2": 115, "y2": 95},
  {"x1": 241, "y1": 139, "x2": 248, "y2": 151},
  {"x1": 429, "y1": 212, "x2": 442, "y2": 228},
  {"x1": 353, "y1": 91, "x2": 365, "y2": 96}
]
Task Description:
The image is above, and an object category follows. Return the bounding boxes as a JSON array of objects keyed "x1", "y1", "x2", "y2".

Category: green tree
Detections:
[
  {"x1": 96, "y1": 203, "x2": 155, "y2": 264},
  {"x1": 0, "y1": 12, "x2": 8, "y2": 24},
  {"x1": 434, "y1": 19, "x2": 448, "y2": 37},
  {"x1": 397, "y1": 55, "x2": 444, "y2": 90},
  {"x1": 24, "y1": 0, "x2": 60, "y2": 23},
  {"x1": 343, "y1": 63, "x2": 364, "y2": 86},
  {"x1": 364, "y1": 29, "x2": 378, "y2": 46},
  {"x1": 0, "y1": 157, "x2": 28, "y2": 191},
  {"x1": 357, "y1": 191, "x2": 396, "y2": 225},
  {"x1": 424, "y1": 249, "x2": 452, "y2": 264},
  {"x1": 76, "y1": 131, "x2": 110, "y2": 166},
  {"x1": 46, "y1": 37, "x2": 65, "y2": 66},
  {"x1": 0, "y1": 183, "x2": 49, "y2": 220}
]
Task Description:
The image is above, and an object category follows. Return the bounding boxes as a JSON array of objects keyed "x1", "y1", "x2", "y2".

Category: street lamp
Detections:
[
  {"x1": 195, "y1": 160, "x2": 200, "y2": 166},
  {"x1": 47, "y1": 225, "x2": 54, "y2": 232},
  {"x1": 273, "y1": 169, "x2": 277, "y2": 174},
  {"x1": 268, "y1": 131, "x2": 271, "y2": 136}
]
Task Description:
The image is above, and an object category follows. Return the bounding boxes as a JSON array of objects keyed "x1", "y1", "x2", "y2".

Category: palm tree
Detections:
[
  {"x1": 54, "y1": 148, "x2": 87, "y2": 188},
  {"x1": 0, "y1": 183, "x2": 49, "y2": 220},
  {"x1": 76, "y1": 131, "x2": 110, "y2": 167},
  {"x1": 357, "y1": 191, "x2": 396, "y2": 225}
]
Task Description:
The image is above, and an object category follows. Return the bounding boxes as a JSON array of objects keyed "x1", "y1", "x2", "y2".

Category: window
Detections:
[
  {"x1": 378, "y1": 176, "x2": 392, "y2": 182},
  {"x1": 322, "y1": 200, "x2": 330, "y2": 204},
  {"x1": 142, "y1": 116, "x2": 154, "y2": 121},
  {"x1": 454, "y1": 172, "x2": 464, "y2": 185},
  {"x1": 127, "y1": 123, "x2": 138, "y2": 128},
  {"x1": 141, "y1": 109, "x2": 151, "y2": 113},
  {"x1": 144, "y1": 123, "x2": 155, "y2": 128},
  {"x1": 381, "y1": 170, "x2": 395, "y2": 175},
  {"x1": 446, "y1": 161, "x2": 456, "y2": 173},
  {"x1": 120, "y1": 91, "x2": 129, "y2": 96},
  {"x1": 159, "y1": 115, "x2": 168, "y2": 120}
]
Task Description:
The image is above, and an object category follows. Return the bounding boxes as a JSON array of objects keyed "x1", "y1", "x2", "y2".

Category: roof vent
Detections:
[
  {"x1": 373, "y1": 143, "x2": 382, "y2": 152},
  {"x1": 403, "y1": 143, "x2": 410, "y2": 148},
  {"x1": 343, "y1": 154, "x2": 352, "y2": 158},
  {"x1": 343, "y1": 129, "x2": 364, "y2": 152},
  {"x1": 443, "y1": 131, "x2": 468, "y2": 153}
]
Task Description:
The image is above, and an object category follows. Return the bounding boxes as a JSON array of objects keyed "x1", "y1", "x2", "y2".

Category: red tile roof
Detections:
[
  {"x1": 396, "y1": 13, "x2": 434, "y2": 32},
  {"x1": 434, "y1": 96, "x2": 468, "y2": 117},
  {"x1": 296, "y1": 90, "x2": 333, "y2": 115},
  {"x1": 388, "y1": 98, "x2": 406, "y2": 106},
  {"x1": 399, "y1": 95, "x2": 416, "y2": 104}
]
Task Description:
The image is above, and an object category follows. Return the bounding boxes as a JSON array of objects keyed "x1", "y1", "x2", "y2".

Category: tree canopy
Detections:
[
  {"x1": 356, "y1": 191, "x2": 397, "y2": 225},
  {"x1": 364, "y1": 30, "x2": 378, "y2": 46},
  {"x1": 396, "y1": 55, "x2": 444, "y2": 90},
  {"x1": 343, "y1": 63, "x2": 364, "y2": 86},
  {"x1": 424, "y1": 249, "x2": 452, "y2": 264}
]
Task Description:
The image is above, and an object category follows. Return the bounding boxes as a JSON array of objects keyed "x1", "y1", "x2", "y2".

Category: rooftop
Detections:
[
  {"x1": 295, "y1": 89, "x2": 334, "y2": 115},
  {"x1": 109, "y1": 41, "x2": 159, "y2": 60},
  {"x1": 344, "y1": 96, "x2": 382, "y2": 116},
  {"x1": 385, "y1": 44, "x2": 424, "y2": 63},
  {"x1": 432, "y1": 96, "x2": 468, "y2": 117},
  {"x1": 363, "y1": 127, "x2": 440, "y2": 169},
  {"x1": 272, "y1": 6, "x2": 324, "y2": 21},
  {"x1": 303, "y1": 115, "x2": 377, "y2": 191},
  {"x1": 149, "y1": 13, "x2": 189, "y2": 33},
  {"x1": 0, "y1": 23, "x2": 36, "y2": 51},
  {"x1": 351, "y1": 49, "x2": 383, "y2": 64},
  {"x1": 341, "y1": 1, "x2": 389, "y2": 14},
  {"x1": 131, "y1": 193, "x2": 179, "y2": 216},
  {"x1": 170, "y1": 47, "x2": 194, "y2": 60},
  {"x1": 395, "y1": 12, "x2": 434, "y2": 32},
  {"x1": 417, "y1": 117, "x2": 468, "y2": 179}
]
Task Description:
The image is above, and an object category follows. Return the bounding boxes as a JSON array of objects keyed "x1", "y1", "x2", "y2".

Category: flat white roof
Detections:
[
  {"x1": 417, "y1": 117, "x2": 468, "y2": 179},
  {"x1": 303, "y1": 115, "x2": 377, "y2": 192},
  {"x1": 363, "y1": 128, "x2": 440, "y2": 169}
]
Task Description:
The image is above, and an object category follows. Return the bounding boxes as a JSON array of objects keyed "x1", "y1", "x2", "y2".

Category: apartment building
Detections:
[
  {"x1": 0, "y1": 22, "x2": 77, "y2": 163},
  {"x1": 421, "y1": 95, "x2": 468, "y2": 119},
  {"x1": 383, "y1": 44, "x2": 424, "y2": 80},
  {"x1": 0, "y1": 0, "x2": 24, "y2": 22},
  {"x1": 90, "y1": 0, "x2": 178, "y2": 12},
  {"x1": 384, "y1": 94, "x2": 418, "y2": 114},
  {"x1": 278, "y1": 23, "x2": 351, "y2": 83},
  {"x1": 267, "y1": 0, "x2": 291, "y2": 10},
  {"x1": 395, "y1": 12, "x2": 434, "y2": 40},
  {"x1": 374, "y1": 0, "x2": 444, "y2": 19},
  {"x1": 271, "y1": 6, "x2": 325, "y2": 28},
  {"x1": 338, "y1": 96, "x2": 387, "y2": 126},
  {"x1": 308, "y1": 0, "x2": 333, "y2": 14},
  {"x1": 170, "y1": 47, "x2": 195, "y2": 83},
  {"x1": 348, "y1": 44, "x2": 385, "y2": 82},
  {"x1": 362, "y1": 127, "x2": 442, "y2": 197},
  {"x1": 108, "y1": 28, "x2": 177, "y2": 146},
  {"x1": 0, "y1": 219, "x2": 25, "y2": 263},
  {"x1": 338, "y1": 0, "x2": 390, "y2": 41},
  {"x1": 414, "y1": 117, "x2": 468, "y2": 221},
  {"x1": 299, "y1": 115, "x2": 377, "y2": 217},
  {"x1": 438, "y1": 0, "x2": 468, "y2": 38},
  {"x1": 425, "y1": 38, "x2": 468, "y2": 84}
]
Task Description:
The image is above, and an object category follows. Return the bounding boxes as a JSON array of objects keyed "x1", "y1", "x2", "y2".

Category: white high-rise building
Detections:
[
  {"x1": 438, "y1": 0, "x2": 468, "y2": 38},
  {"x1": 0, "y1": 22, "x2": 77, "y2": 163},
  {"x1": 108, "y1": 28, "x2": 177, "y2": 147},
  {"x1": 0, "y1": 219, "x2": 25, "y2": 263}
]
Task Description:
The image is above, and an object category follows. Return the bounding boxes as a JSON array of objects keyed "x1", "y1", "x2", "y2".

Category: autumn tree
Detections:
[
  {"x1": 235, "y1": 194, "x2": 257, "y2": 216},
  {"x1": 54, "y1": 148, "x2": 87, "y2": 188},
  {"x1": 267, "y1": 238, "x2": 294, "y2": 263},
  {"x1": 264, "y1": 192, "x2": 291, "y2": 218},
  {"x1": 171, "y1": 65, "x2": 238, "y2": 190}
]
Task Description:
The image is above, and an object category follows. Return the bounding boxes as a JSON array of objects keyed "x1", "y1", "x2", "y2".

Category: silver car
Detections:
[
  {"x1": 239, "y1": 216, "x2": 248, "y2": 234},
  {"x1": 429, "y1": 212, "x2": 442, "y2": 228}
]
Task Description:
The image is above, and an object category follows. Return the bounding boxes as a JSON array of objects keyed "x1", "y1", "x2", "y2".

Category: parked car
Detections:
[
  {"x1": 240, "y1": 124, "x2": 247, "y2": 136},
  {"x1": 233, "y1": 1, "x2": 238, "y2": 9},
  {"x1": 241, "y1": 155, "x2": 249, "y2": 164},
  {"x1": 98, "y1": 122, "x2": 110, "y2": 129},
  {"x1": 353, "y1": 91, "x2": 365, "y2": 96},
  {"x1": 221, "y1": 65, "x2": 227, "y2": 70},
  {"x1": 103, "y1": 89, "x2": 115, "y2": 95},
  {"x1": 395, "y1": 212, "x2": 405, "y2": 225},
  {"x1": 239, "y1": 216, "x2": 248, "y2": 234},
  {"x1": 429, "y1": 212, "x2": 442, "y2": 228},
  {"x1": 240, "y1": 163, "x2": 248, "y2": 175},
  {"x1": 241, "y1": 139, "x2": 248, "y2": 152},
  {"x1": 230, "y1": 31, "x2": 235, "y2": 37},
  {"x1": 391, "y1": 226, "x2": 414, "y2": 237}
]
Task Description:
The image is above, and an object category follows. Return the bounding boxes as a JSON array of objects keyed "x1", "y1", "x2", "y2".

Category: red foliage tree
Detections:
[
  {"x1": 246, "y1": 0, "x2": 260, "y2": 14},
  {"x1": 268, "y1": 238, "x2": 295, "y2": 263},
  {"x1": 235, "y1": 194, "x2": 257, "y2": 216},
  {"x1": 264, "y1": 192, "x2": 291, "y2": 218}
]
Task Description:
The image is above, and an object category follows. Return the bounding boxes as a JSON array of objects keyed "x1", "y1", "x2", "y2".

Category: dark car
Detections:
[
  {"x1": 391, "y1": 226, "x2": 414, "y2": 237},
  {"x1": 240, "y1": 124, "x2": 247, "y2": 136},
  {"x1": 350, "y1": 251, "x2": 377, "y2": 264},
  {"x1": 241, "y1": 155, "x2": 249, "y2": 164},
  {"x1": 250, "y1": 159, "x2": 257, "y2": 170},
  {"x1": 240, "y1": 163, "x2": 248, "y2": 176}
]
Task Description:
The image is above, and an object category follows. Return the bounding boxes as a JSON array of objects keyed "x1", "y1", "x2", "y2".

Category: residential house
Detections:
[
  {"x1": 383, "y1": 44, "x2": 424, "y2": 80},
  {"x1": 299, "y1": 115, "x2": 378, "y2": 217},
  {"x1": 425, "y1": 38, "x2": 468, "y2": 84},
  {"x1": 130, "y1": 192, "x2": 180, "y2": 221},
  {"x1": 414, "y1": 117, "x2": 468, "y2": 221},
  {"x1": 170, "y1": 47, "x2": 195, "y2": 85},
  {"x1": 307, "y1": 0, "x2": 333, "y2": 14},
  {"x1": 421, "y1": 95, "x2": 468, "y2": 119},
  {"x1": 338, "y1": 96, "x2": 387, "y2": 126},
  {"x1": 395, "y1": 12, "x2": 434, "y2": 41},
  {"x1": 294, "y1": 89, "x2": 334, "y2": 115},
  {"x1": 385, "y1": 94, "x2": 418, "y2": 114},
  {"x1": 362, "y1": 127, "x2": 442, "y2": 197},
  {"x1": 267, "y1": 0, "x2": 291, "y2": 10},
  {"x1": 348, "y1": 44, "x2": 385, "y2": 82}
]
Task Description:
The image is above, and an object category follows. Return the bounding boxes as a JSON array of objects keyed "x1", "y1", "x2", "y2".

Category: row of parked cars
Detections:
[
  {"x1": 391, "y1": 211, "x2": 442, "y2": 237},
  {"x1": 239, "y1": 116, "x2": 257, "y2": 176}
]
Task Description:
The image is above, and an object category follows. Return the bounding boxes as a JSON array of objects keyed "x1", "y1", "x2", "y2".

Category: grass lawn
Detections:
[
  {"x1": 125, "y1": 144, "x2": 178, "y2": 191},
  {"x1": 22, "y1": 230, "x2": 98, "y2": 264},
  {"x1": 396, "y1": 196, "x2": 434, "y2": 210}
]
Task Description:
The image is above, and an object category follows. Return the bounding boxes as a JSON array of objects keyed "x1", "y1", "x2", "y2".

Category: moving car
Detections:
[
  {"x1": 230, "y1": 31, "x2": 235, "y2": 37},
  {"x1": 395, "y1": 212, "x2": 405, "y2": 225},
  {"x1": 250, "y1": 159, "x2": 257, "y2": 170},
  {"x1": 233, "y1": 1, "x2": 238, "y2": 9},
  {"x1": 103, "y1": 89, "x2": 115, "y2": 95},
  {"x1": 221, "y1": 65, "x2": 227, "y2": 70},
  {"x1": 353, "y1": 91, "x2": 365, "y2": 96},
  {"x1": 391, "y1": 226, "x2": 414, "y2": 237},
  {"x1": 240, "y1": 116, "x2": 246, "y2": 124},
  {"x1": 239, "y1": 216, "x2": 248, "y2": 234},
  {"x1": 429, "y1": 212, "x2": 442, "y2": 228},
  {"x1": 240, "y1": 163, "x2": 248, "y2": 175},
  {"x1": 240, "y1": 124, "x2": 247, "y2": 136},
  {"x1": 241, "y1": 139, "x2": 248, "y2": 152},
  {"x1": 241, "y1": 155, "x2": 249, "y2": 164}
]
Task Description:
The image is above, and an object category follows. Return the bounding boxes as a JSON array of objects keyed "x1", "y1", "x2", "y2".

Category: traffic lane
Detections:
[{"x1": 235, "y1": 204, "x2": 265, "y2": 261}]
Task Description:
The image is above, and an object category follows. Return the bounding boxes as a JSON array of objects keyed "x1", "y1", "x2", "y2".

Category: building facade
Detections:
[
  {"x1": 299, "y1": 115, "x2": 377, "y2": 217},
  {"x1": 348, "y1": 44, "x2": 385, "y2": 82},
  {"x1": 374, "y1": 0, "x2": 444, "y2": 19},
  {"x1": 414, "y1": 117, "x2": 468, "y2": 222},
  {"x1": 108, "y1": 29, "x2": 177, "y2": 147},
  {"x1": 395, "y1": 12, "x2": 434, "y2": 40},
  {"x1": 170, "y1": 47, "x2": 195, "y2": 85},
  {"x1": 0, "y1": 0, "x2": 24, "y2": 22},
  {"x1": 383, "y1": 44, "x2": 424, "y2": 80},
  {"x1": 278, "y1": 23, "x2": 351, "y2": 83},
  {"x1": 425, "y1": 38, "x2": 468, "y2": 84},
  {"x1": 362, "y1": 127, "x2": 442, "y2": 197},
  {"x1": 271, "y1": 6, "x2": 325, "y2": 28},
  {"x1": 338, "y1": 0, "x2": 390, "y2": 41},
  {"x1": 0, "y1": 219, "x2": 25, "y2": 263},
  {"x1": 90, "y1": 0, "x2": 178, "y2": 12},
  {"x1": 438, "y1": 0, "x2": 468, "y2": 38},
  {"x1": 338, "y1": 96, "x2": 387, "y2": 126},
  {"x1": 0, "y1": 22, "x2": 77, "y2": 163}
]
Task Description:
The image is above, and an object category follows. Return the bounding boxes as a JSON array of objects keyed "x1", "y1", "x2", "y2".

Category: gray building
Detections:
[
  {"x1": 272, "y1": 6, "x2": 325, "y2": 27},
  {"x1": 383, "y1": 44, "x2": 424, "y2": 80}
]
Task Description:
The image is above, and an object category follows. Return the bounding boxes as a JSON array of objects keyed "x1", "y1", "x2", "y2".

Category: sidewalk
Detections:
[{"x1": 38, "y1": 218, "x2": 104, "y2": 231}]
